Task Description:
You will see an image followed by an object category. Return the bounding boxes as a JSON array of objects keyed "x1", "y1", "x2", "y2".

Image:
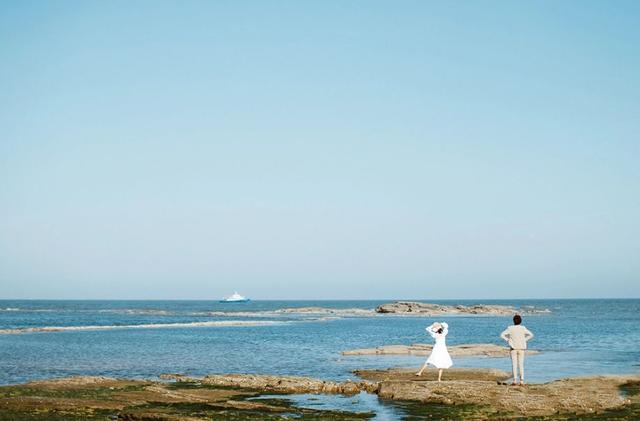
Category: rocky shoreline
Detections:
[
  {"x1": 356, "y1": 368, "x2": 640, "y2": 417},
  {"x1": 1, "y1": 370, "x2": 638, "y2": 419},
  {"x1": 342, "y1": 342, "x2": 540, "y2": 357}
]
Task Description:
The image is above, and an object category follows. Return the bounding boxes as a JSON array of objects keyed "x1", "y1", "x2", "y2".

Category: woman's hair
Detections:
[
  {"x1": 436, "y1": 327, "x2": 443, "y2": 334},
  {"x1": 513, "y1": 314, "x2": 522, "y2": 325}
]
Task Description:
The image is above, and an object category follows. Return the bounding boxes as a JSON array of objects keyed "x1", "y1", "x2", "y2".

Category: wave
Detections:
[
  {"x1": 200, "y1": 308, "x2": 376, "y2": 318},
  {"x1": 97, "y1": 309, "x2": 175, "y2": 316},
  {"x1": 1, "y1": 308, "x2": 176, "y2": 315},
  {"x1": 0, "y1": 320, "x2": 285, "y2": 335},
  {"x1": 0, "y1": 307, "x2": 377, "y2": 317},
  {"x1": 274, "y1": 307, "x2": 376, "y2": 316},
  {"x1": 303, "y1": 316, "x2": 341, "y2": 322},
  {"x1": 198, "y1": 311, "x2": 281, "y2": 318},
  {"x1": 1, "y1": 308, "x2": 57, "y2": 312}
]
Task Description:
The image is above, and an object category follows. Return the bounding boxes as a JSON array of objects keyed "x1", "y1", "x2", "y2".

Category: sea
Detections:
[{"x1": 1, "y1": 299, "x2": 639, "y2": 418}]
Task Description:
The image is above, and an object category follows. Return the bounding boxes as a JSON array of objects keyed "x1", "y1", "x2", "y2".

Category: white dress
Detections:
[{"x1": 425, "y1": 322, "x2": 453, "y2": 369}]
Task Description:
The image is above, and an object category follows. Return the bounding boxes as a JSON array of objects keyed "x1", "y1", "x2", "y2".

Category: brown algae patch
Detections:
[{"x1": 0, "y1": 376, "x2": 376, "y2": 420}]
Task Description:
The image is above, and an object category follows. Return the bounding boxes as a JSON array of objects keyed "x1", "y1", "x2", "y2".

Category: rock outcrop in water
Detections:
[
  {"x1": 342, "y1": 342, "x2": 540, "y2": 357},
  {"x1": 274, "y1": 307, "x2": 376, "y2": 316},
  {"x1": 354, "y1": 368, "x2": 639, "y2": 417},
  {"x1": 375, "y1": 301, "x2": 550, "y2": 315},
  {"x1": 161, "y1": 373, "x2": 378, "y2": 395}
]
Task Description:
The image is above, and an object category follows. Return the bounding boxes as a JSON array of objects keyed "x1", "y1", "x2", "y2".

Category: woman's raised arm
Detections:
[{"x1": 425, "y1": 323, "x2": 438, "y2": 338}]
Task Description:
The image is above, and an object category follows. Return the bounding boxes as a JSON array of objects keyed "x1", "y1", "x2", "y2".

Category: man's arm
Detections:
[
  {"x1": 524, "y1": 328, "x2": 534, "y2": 341},
  {"x1": 500, "y1": 328, "x2": 510, "y2": 342}
]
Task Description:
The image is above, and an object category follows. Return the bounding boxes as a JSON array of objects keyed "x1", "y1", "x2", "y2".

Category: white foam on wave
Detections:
[
  {"x1": 1, "y1": 308, "x2": 57, "y2": 312},
  {"x1": 200, "y1": 308, "x2": 375, "y2": 318},
  {"x1": 303, "y1": 316, "x2": 341, "y2": 322},
  {"x1": 97, "y1": 309, "x2": 175, "y2": 316},
  {"x1": 0, "y1": 320, "x2": 286, "y2": 335},
  {"x1": 274, "y1": 307, "x2": 376, "y2": 316},
  {"x1": 198, "y1": 311, "x2": 281, "y2": 318}
]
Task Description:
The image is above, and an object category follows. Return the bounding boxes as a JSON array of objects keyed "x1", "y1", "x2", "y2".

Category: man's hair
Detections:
[{"x1": 513, "y1": 314, "x2": 522, "y2": 325}]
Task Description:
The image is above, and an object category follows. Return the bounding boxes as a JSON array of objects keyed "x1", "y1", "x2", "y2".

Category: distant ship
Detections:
[{"x1": 220, "y1": 292, "x2": 250, "y2": 303}]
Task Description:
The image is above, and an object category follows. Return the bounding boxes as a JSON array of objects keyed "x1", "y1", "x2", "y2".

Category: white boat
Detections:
[{"x1": 220, "y1": 292, "x2": 250, "y2": 303}]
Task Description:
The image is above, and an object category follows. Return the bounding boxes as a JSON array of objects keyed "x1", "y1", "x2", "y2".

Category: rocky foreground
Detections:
[
  {"x1": 0, "y1": 375, "x2": 372, "y2": 420},
  {"x1": 375, "y1": 301, "x2": 551, "y2": 315},
  {"x1": 342, "y1": 342, "x2": 540, "y2": 357},
  {"x1": 1, "y1": 370, "x2": 638, "y2": 420},
  {"x1": 356, "y1": 368, "x2": 640, "y2": 418}
]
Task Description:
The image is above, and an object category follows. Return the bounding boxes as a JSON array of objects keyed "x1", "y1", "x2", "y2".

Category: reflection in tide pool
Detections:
[{"x1": 251, "y1": 392, "x2": 406, "y2": 420}]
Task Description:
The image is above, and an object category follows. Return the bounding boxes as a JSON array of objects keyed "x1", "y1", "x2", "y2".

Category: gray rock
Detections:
[
  {"x1": 375, "y1": 301, "x2": 549, "y2": 315},
  {"x1": 162, "y1": 373, "x2": 378, "y2": 395}
]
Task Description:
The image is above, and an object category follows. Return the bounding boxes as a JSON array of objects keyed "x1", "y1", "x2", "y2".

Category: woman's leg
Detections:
[
  {"x1": 438, "y1": 369, "x2": 443, "y2": 382},
  {"x1": 416, "y1": 361, "x2": 429, "y2": 376}
]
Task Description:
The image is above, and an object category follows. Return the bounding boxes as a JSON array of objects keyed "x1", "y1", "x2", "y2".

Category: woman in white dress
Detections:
[{"x1": 416, "y1": 322, "x2": 453, "y2": 382}]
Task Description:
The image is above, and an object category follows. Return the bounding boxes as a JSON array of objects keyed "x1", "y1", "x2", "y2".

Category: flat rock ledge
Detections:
[
  {"x1": 159, "y1": 370, "x2": 640, "y2": 416},
  {"x1": 375, "y1": 301, "x2": 551, "y2": 315},
  {"x1": 3, "y1": 372, "x2": 639, "y2": 418},
  {"x1": 161, "y1": 373, "x2": 379, "y2": 395},
  {"x1": 355, "y1": 367, "x2": 512, "y2": 382},
  {"x1": 343, "y1": 343, "x2": 540, "y2": 357},
  {"x1": 355, "y1": 368, "x2": 640, "y2": 416},
  {"x1": 1, "y1": 375, "x2": 363, "y2": 419}
]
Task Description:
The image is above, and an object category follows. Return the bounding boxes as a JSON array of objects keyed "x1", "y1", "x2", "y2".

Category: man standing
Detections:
[{"x1": 500, "y1": 314, "x2": 534, "y2": 385}]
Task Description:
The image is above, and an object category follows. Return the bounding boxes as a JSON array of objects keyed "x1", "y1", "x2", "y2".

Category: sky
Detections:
[{"x1": 1, "y1": 1, "x2": 639, "y2": 299}]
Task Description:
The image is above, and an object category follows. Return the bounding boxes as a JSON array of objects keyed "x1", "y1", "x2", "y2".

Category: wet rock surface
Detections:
[
  {"x1": 354, "y1": 367, "x2": 511, "y2": 382},
  {"x1": 2, "y1": 372, "x2": 639, "y2": 419},
  {"x1": 0, "y1": 376, "x2": 372, "y2": 420},
  {"x1": 162, "y1": 373, "x2": 379, "y2": 395},
  {"x1": 355, "y1": 368, "x2": 640, "y2": 417}
]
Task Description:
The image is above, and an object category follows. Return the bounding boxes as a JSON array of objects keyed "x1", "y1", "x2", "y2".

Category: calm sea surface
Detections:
[{"x1": 1, "y1": 299, "x2": 638, "y2": 418}]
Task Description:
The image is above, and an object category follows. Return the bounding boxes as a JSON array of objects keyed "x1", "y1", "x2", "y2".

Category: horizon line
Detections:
[{"x1": 0, "y1": 297, "x2": 638, "y2": 301}]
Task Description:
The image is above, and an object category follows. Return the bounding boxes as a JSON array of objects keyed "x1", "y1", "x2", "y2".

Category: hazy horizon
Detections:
[
  {"x1": 1, "y1": 1, "x2": 639, "y2": 300},
  {"x1": 1, "y1": 296, "x2": 639, "y2": 301}
]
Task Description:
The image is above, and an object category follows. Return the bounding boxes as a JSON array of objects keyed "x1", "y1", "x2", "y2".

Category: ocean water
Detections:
[{"x1": 0, "y1": 299, "x2": 639, "y2": 418}]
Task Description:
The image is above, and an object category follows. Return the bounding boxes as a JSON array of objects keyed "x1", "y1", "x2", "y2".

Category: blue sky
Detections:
[{"x1": 1, "y1": 1, "x2": 639, "y2": 299}]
